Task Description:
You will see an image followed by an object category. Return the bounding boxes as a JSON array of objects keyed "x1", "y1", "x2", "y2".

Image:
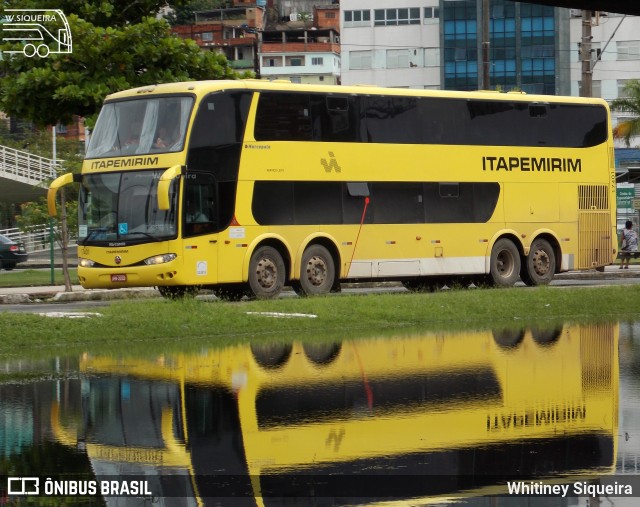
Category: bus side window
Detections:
[
  {"x1": 255, "y1": 93, "x2": 312, "y2": 141},
  {"x1": 320, "y1": 96, "x2": 360, "y2": 142},
  {"x1": 184, "y1": 173, "x2": 217, "y2": 237}
]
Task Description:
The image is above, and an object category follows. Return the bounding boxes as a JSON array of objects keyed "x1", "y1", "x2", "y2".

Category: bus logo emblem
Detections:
[
  {"x1": 1, "y1": 9, "x2": 72, "y2": 58},
  {"x1": 320, "y1": 152, "x2": 342, "y2": 173}
]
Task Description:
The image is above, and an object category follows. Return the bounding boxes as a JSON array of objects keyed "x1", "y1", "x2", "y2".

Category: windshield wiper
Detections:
[
  {"x1": 125, "y1": 231, "x2": 163, "y2": 242},
  {"x1": 79, "y1": 227, "x2": 112, "y2": 245}
]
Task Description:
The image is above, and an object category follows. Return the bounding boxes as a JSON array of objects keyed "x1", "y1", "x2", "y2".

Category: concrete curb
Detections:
[
  {"x1": 51, "y1": 288, "x2": 160, "y2": 302},
  {"x1": 0, "y1": 287, "x2": 160, "y2": 304},
  {"x1": 0, "y1": 293, "x2": 32, "y2": 304}
]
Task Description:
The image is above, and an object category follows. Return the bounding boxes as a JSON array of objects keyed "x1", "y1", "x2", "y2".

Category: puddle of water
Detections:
[{"x1": 1, "y1": 322, "x2": 639, "y2": 506}]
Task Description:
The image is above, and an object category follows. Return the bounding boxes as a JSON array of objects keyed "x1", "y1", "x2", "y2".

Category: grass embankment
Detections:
[
  {"x1": 2, "y1": 285, "x2": 639, "y2": 358},
  {"x1": 0, "y1": 269, "x2": 79, "y2": 287}
]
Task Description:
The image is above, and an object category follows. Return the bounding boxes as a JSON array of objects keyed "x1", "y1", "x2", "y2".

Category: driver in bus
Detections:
[{"x1": 186, "y1": 201, "x2": 208, "y2": 223}]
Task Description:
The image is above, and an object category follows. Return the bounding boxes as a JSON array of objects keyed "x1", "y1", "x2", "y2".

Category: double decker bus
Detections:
[
  {"x1": 48, "y1": 81, "x2": 617, "y2": 299},
  {"x1": 51, "y1": 324, "x2": 618, "y2": 505}
]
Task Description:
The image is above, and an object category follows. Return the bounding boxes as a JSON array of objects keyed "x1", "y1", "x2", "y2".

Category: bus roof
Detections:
[{"x1": 105, "y1": 80, "x2": 609, "y2": 108}]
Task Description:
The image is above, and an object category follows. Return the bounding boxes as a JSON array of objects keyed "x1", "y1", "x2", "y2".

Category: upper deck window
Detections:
[{"x1": 86, "y1": 96, "x2": 194, "y2": 159}]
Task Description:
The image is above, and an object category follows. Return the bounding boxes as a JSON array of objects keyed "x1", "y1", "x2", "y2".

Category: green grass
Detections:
[
  {"x1": 2, "y1": 285, "x2": 640, "y2": 358},
  {"x1": 0, "y1": 268, "x2": 79, "y2": 287}
]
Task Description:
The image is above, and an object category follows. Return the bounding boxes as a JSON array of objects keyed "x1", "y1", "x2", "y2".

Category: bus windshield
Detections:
[
  {"x1": 86, "y1": 96, "x2": 193, "y2": 159},
  {"x1": 78, "y1": 171, "x2": 178, "y2": 244}
]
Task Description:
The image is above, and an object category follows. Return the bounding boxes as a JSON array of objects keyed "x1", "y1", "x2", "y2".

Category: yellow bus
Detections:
[
  {"x1": 48, "y1": 80, "x2": 617, "y2": 299},
  {"x1": 52, "y1": 324, "x2": 618, "y2": 505}
]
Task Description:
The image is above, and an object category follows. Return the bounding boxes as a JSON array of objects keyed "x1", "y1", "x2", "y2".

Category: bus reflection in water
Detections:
[{"x1": 52, "y1": 323, "x2": 618, "y2": 505}]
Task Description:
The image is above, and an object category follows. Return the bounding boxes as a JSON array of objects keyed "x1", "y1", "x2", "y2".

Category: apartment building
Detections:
[
  {"x1": 259, "y1": 3, "x2": 341, "y2": 84},
  {"x1": 340, "y1": 0, "x2": 572, "y2": 93},
  {"x1": 172, "y1": 1, "x2": 340, "y2": 83},
  {"x1": 340, "y1": 1, "x2": 442, "y2": 88},
  {"x1": 172, "y1": 1, "x2": 265, "y2": 74}
]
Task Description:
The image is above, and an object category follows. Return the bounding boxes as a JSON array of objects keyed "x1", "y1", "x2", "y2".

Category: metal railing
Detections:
[
  {"x1": 0, "y1": 226, "x2": 57, "y2": 252},
  {"x1": 0, "y1": 144, "x2": 61, "y2": 186}
]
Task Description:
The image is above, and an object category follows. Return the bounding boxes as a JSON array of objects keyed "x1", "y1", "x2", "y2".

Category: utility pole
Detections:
[
  {"x1": 580, "y1": 10, "x2": 593, "y2": 97},
  {"x1": 481, "y1": 0, "x2": 491, "y2": 90}
]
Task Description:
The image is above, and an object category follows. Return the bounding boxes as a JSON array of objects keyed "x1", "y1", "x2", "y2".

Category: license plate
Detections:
[{"x1": 111, "y1": 274, "x2": 127, "y2": 282}]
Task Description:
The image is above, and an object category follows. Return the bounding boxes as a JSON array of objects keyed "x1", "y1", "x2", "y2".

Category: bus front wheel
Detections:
[
  {"x1": 489, "y1": 238, "x2": 521, "y2": 287},
  {"x1": 297, "y1": 245, "x2": 335, "y2": 296},
  {"x1": 248, "y1": 246, "x2": 286, "y2": 299},
  {"x1": 521, "y1": 238, "x2": 555, "y2": 286}
]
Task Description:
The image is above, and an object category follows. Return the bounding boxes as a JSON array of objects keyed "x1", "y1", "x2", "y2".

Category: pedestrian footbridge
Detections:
[{"x1": 0, "y1": 144, "x2": 59, "y2": 203}]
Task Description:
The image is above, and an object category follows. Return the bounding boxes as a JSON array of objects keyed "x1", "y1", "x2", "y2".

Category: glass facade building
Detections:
[{"x1": 442, "y1": 0, "x2": 563, "y2": 94}]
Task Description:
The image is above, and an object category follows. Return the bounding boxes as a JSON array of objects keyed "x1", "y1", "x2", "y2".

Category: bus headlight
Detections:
[
  {"x1": 78, "y1": 258, "x2": 95, "y2": 267},
  {"x1": 143, "y1": 253, "x2": 177, "y2": 266}
]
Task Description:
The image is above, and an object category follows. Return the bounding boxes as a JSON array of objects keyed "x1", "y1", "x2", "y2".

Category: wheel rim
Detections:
[
  {"x1": 531, "y1": 248, "x2": 551, "y2": 277},
  {"x1": 305, "y1": 255, "x2": 328, "y2": 287},
  {"x1": 255, "y1": 257, "x2": 278, "y2": 290},
  {"x1": 496, "y1": 249, "x2": 515, "y2": 277}
]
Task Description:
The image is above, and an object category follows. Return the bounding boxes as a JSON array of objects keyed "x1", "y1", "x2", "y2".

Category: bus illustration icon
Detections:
[{"x1": 1, "y1": 9, "x2": 72, "y2": 58}]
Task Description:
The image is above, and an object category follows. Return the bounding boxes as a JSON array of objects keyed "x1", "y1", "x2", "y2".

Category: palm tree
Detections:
[{"x1": 611, "y1": 79, "x2": 640, "y2": 147}]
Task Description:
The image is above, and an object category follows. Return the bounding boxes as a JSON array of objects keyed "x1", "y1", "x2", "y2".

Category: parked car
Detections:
[{"x1": 0, "y1": 233, "x2": 29, "y2": 270}]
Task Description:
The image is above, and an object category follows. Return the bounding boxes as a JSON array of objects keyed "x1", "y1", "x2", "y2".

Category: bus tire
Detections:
[
  {"x1": 298, "y1": 245, "x2": 335, "y2": 296},
  {"x1": 531, "y1": 325, "x2": 563, "y2": 346},
  {"x1": 248, "y1": 246, "x2": 286, "y2": 299},
  {"x1": 522, "y1": 238, "x2": 555, "y2": 286},
  {"x1": 303, "y1": 342, "x2": 342, "y2": 364},
  {"x1": 251, "y1": 343, "x2": 292, "y2": 368},
  {"x1": 493, "y1": 328, "x2": 525, "y2": 349},
  {"x1": 489, "y1": 238, "x2": 521, "y2": 287}
]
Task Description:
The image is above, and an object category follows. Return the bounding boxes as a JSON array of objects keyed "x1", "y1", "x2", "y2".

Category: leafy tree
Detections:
[
  {"x1": 2, "y1": 130, "x2": 83, "y2": 291},
  {"x1": 611, "y1": 79, "x2": 640, "y2": 147},
  {"x1": 0, "y1": 2, "x2": 242, "y2": 289},
  {"x1": 2, "y1": 0, "x2": 190, "y2": 27},
  {"x1": 0, "y1": 15, "x2": 238, "y2": 127}
]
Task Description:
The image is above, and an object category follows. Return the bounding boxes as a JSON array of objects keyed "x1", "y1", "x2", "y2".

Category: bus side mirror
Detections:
[
  {"x1": 47, "y1": 173, "x2": 77, "y2": 217},
  {"x1": 157, "y1": 165, "x2": 183, "y2": 211}
]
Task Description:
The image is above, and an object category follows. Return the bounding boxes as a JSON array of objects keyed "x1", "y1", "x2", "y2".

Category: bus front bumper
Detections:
[{"x1": 77, "y1": 261, "x2": 186, "y2": 289}]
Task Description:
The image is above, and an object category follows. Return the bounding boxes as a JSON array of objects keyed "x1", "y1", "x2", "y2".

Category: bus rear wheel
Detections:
[
  {"x1": 248, "y1": 246, "x2": 286, "y2": 299},
  {"x1": 297, "y1": 245, "x2": 335, "y2": 296},
  {"x1": 521, "y1": 238, "x2": 555, "y2": 286},
  {"x1": 489, "y1": 238, "x2": 521, "y2": 287}
]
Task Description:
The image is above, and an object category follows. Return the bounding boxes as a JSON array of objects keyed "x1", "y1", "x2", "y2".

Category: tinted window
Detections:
[
  {"x1": 253, "y1": 91, "x2": 608, "y2": 148},
  {"x1": 363, "y1": 96, "x2": 425, "y2": 144},
  {"x1": 183, "y1": 172, "x2": 218, "y2": 237},
  {"x1": 255, "y1": 93, "x2": 312, "y2": 141},
  {"x1": 252, "y1": 181, "x2": 499, "y2": 225},
  {"x1": 187, "y1": 91, "x2": 251, "y2": 233},
  {"x1": 370, "y1": 182, "x2": 424, "y2": 223},
  {"x1": 255, "y1": 92, "x2": 360, "y2": 142}
]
